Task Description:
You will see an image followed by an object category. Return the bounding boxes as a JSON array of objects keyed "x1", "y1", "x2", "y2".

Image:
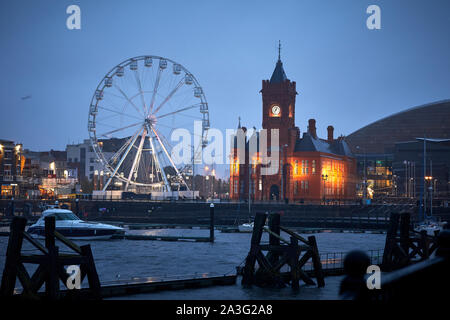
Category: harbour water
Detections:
[{"x1": 0, "y1": 228, "x2": 385, "y2": 299}]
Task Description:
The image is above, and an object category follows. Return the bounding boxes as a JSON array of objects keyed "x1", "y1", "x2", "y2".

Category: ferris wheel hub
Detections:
[{"x1": 145, "y1": 115, "x2": 157, "y2": 126}]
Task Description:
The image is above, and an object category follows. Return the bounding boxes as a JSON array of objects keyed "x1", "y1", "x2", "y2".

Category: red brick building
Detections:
[{"x1": 230, "y1": 55, "x2": 356, "y2": 203}]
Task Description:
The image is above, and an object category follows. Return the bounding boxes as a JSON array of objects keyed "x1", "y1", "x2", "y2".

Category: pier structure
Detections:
[
  {"x1": 0, "y1": 216, "x2": 101, "y2": 300},
  {"x1": 241, "y1": 212, "x2": 325, "y2": 289},
  {"x1": 382, "y1": 211, "x2": 439, "y2": 271}
]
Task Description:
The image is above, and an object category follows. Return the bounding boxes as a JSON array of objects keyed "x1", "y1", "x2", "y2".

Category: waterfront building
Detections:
[
  {"x1": 66, "y1": 138, "x2": 123, "y2": 182},
  {"x1": 0, "y1": 139, "x2": 24, "y2": 198},
  {"x1": 346, "y1": 100, "x2": 450, "y2": 199},
  {"x1": 230, "y1": 54, "x2": 356, "y2": 203}
]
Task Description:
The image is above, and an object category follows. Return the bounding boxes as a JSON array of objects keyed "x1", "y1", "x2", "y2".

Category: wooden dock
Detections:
[
  {"x1": 11, "y1": 274, "x2": 237, "y2": 299},
  {"x1": 112, "y1": 234, "x2": 211, "y2": 242}
]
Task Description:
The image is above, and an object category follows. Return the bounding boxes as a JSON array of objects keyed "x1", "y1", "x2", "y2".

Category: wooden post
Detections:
[
  {"x1": 289, "y1": 236, "x2": 300, "y2": 290},
  {"x1": 0, "y1": 217, "x2": 27, "y2": 296},
  {"x1": 209, "y1": 203, "x2": 214, "y2": 243},
  {"x1": 399, "y1": 212, "x2": 410, "y2": 257},
  {"x1": 420, "y1": 230, "x2": 429, "y2": 259},
  {"x1": 80, "y1": 245, "x2": 102, "y2": 300},
  {"x1": 267, "y1": 213, "x2": 280, "y2": 265},
  {"x1": 242, "y1": 212, "x2": 267, "y2": 286},
  {"x1": 45, "y1": 216, "x2": 56, "y2": 250},
  {"x1": 308, "y1": 235, "x2": 325, "y2": 287},
  {"x1": 44, "y1": 216, "x2": 59, "y2": 299},
  {"x1": 382, "y1": 212, "x2": 400, "y2": 269},
  {"x1": 46, "y1": 246, "x2": 60, "y2": 300}
]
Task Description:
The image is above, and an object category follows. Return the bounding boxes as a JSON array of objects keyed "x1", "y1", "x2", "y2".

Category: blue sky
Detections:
[{"x1": 1, "y1": 0, "x2": 449, "y2": 160}]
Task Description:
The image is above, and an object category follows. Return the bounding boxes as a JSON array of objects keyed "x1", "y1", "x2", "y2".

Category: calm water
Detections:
[{"x1": 0, "y1": 228, "x2": 385, "y2": 299}]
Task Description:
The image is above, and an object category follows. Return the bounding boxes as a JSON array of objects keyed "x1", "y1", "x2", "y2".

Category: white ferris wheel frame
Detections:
[{"x1": 87, "y1": 55, "x2": 210, "y2": 192}]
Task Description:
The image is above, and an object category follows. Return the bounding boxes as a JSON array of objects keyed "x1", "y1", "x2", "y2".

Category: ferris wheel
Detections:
[{"x1": 87, "y1": 55, "x2": 209, "y2": 192}]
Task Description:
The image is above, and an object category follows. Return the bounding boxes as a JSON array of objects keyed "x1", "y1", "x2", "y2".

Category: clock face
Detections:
[{"x1": 271, "y1": 105, "x2": 280, "y2": 115}]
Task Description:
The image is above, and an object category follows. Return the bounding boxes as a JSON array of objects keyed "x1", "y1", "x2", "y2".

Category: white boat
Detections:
[
  {"x1": 414, "y1": 219, "x2": 447, "y2": 236},
  {"x1": 27, "y1": 208, "x2": 124, "y2": 240},
  {"x1": 238, "y1": 222, "x2": 254, "y2": 233}
]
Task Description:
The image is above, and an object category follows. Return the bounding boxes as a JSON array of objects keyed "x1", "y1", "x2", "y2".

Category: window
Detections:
[
  {"x1": 4, "y1": 164, "x2": 12, "y2": 176},
  {"x1": 294, "y1": 160, "x2": 298, "y2": 174},
  {"x1": 234, "y1": 182, "x2": 238, "y2": 194},
  {"x1": 305, "y1": 160, "x2": 309, "y2": 174},
  {"x1": 258, "y1": 178, "x2": 262, "y2": 191},
  {"x1": 312, "y1": 160, "x2": 316, "y2": 174},
  {"x1": 301, "y1": 160, "x2": 305, "y2": 174},
  {"x1": 294, "y1": 181, "x2": 298, "y2": 194},
  {"x1": 89, "y1": 166, "x2": 94, "y2": 171}
]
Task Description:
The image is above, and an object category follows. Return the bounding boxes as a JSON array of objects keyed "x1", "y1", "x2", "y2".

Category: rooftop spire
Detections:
[
  {"x1": 238, "y1": 116, "x2": 241, "y2": 129},
  {"x1": 270, "y1": 41, "x2": 287, "y2": 83},
  {"x1": 278, "y1": 40, "x2": 281, "y2": 61}
]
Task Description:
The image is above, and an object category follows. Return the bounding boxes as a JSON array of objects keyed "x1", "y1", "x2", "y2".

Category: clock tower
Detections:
[{"x1": 261, "y1": 44, "x2": 298, "y2": 147}]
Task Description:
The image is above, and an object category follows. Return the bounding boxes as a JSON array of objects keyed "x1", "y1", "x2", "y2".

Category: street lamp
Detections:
[
  {"x1": 321, "y1": 174, "x2": 328, "y2": 204},
  {"x1": 425, "y1": 176, "x2": 433, "y2": 217}
]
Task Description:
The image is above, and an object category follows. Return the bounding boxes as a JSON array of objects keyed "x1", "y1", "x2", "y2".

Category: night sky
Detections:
[{"x1": 1, "y1": 0, "x2": 449, "y2": 176}]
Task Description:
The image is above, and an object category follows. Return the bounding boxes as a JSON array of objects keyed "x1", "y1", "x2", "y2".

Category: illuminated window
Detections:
[
  {"x1": 294, "y1": 160, "x2": 298, "y2": 174},
  {"x1": 259, "y1": 178, "x2": 262, "y2": 191},
  {"x1": 312, "y1": 160, "x2": 316, "y2": 174},
  {"x1": 305, "y1": 160, "x2": 309, "y2": 174}
]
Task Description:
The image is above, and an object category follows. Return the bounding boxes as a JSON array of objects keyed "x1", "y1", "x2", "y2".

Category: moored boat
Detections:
[
  {"x1": 414, "y1": 219, "x2": 447, "y2": 236},
  {"x1": 27, "y1": 208, "x2": 124, "y2": 240},
  {"x1": 238, "y1": 222, "x2": 254, "y2": 233}
]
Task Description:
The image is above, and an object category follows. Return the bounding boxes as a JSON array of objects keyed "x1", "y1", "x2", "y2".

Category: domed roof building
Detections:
[
  {"x1": 345, "y1": 100, "x2": 450, "y2": 199},
  {"x1": 346, "y1": 100, "x2": 450, "y2": 154}
]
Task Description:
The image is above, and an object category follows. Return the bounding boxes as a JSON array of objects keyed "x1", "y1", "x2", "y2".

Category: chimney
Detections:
[
  {"x1": 308, "y1": 119, "x2": 317, "y2": 139},
  {"x1": 327, "y1": 125, "x2": 334, "y2": 142}
]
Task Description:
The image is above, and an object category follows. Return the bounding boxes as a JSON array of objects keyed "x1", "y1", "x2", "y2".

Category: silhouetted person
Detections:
[{"x1": 339, "y1": 250, "x2": 371, "y2": 300}]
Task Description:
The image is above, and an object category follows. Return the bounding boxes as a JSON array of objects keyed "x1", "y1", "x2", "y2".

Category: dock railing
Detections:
[{"x1": 301, "y1": 249, "x2": 384, "y2": 273}]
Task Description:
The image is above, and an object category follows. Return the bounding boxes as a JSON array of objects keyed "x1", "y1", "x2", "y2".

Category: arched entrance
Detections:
[{"x1": 270, "y1": 185, "x2": 280, "y2": 201}]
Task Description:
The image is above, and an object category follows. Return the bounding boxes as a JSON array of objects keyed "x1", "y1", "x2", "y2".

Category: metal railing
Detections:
[{"x1": 301, "y1": 249, "x2": 384, "y2": 272}]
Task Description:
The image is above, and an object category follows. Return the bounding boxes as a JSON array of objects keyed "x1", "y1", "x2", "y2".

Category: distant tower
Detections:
[{"x1": 261, "y1": 41, "x2": 298, "y2": 147}]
